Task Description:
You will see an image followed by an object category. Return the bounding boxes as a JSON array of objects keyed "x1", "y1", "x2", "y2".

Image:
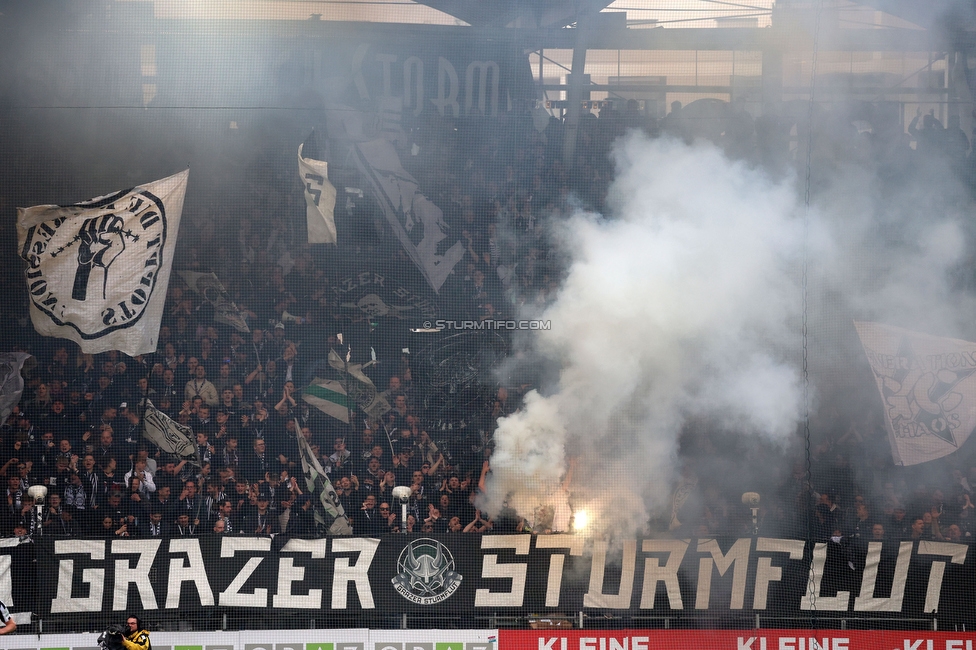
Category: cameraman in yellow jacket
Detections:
[{"x1": 123, "y1": 617, "x2": 150, "y2": 650}]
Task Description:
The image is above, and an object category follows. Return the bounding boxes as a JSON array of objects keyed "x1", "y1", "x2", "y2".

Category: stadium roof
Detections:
[{"x1": 49, "y1": 0, "x2": 958, "y2": 32}]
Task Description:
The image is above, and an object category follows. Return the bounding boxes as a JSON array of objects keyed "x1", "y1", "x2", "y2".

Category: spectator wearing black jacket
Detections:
[
  {"x1": 285, "y1": 494, "x2": 316, "y2": 536},
  {"x1": 353, "y1": 494, "x2": 387, "y2": 536}
]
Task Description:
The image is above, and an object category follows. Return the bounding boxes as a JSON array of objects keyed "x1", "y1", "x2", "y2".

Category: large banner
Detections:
[
  {"x1": 855, "y1": 321, "x2": 976, "y2": 465},
  {"x1": 17, "y1": 171, "x2": 188, "y2": 355},
  {"x1": 0, "y1": 537, "x2": 41, "y2": 623},
  {"x1": 30, "y1": 536, "x2": 975, "y2": 624},
  {"x1": 3, "y1": 22, "x2": 530, "y2": 117},
  {"x1": 350, "y1": 136, "x2": 465, "y2": 293}
]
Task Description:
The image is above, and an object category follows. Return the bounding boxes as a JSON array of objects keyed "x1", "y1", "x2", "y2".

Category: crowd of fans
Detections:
[
  {"x1": 2, "y1": 97, "x2": 976, "y2": 543},
  {"x1": 0, "y1": 336, "x2": 501, "y2": 538}
]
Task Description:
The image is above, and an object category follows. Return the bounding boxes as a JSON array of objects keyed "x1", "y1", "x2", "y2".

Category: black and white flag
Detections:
[
  {"x1": 352, "y1": 138, "x2": 465, "y2": 293},
  {"x1": 326, "y1": 349, "x2": 391, "y2": 419},
  {"x1": 298, "y1": 143, "x2": 337, "y2": 244},
  {"x1": 0, "y1": 353, "x2": 31, "y2": 426},
  {"x1": 856, "y1": 321, "x2": 976, "y2": 465},
  {"x1": 294, "y1": 418, "x2": 352, "y2": 535},
  {"x1": 142, "y1": 399, "x2": 200, "y2": 463},
  {"x1": 17, "y1": 171, "x2": 188, "y2": 355},
  {"x1": 178, "y1": 270, "x2": 250, "y2": 333}
]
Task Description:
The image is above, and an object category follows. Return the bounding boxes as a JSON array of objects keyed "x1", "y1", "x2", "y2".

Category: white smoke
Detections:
[
  {"x1": 481, "y1": 136, "x2": 824, "y2": 535},
  {"x1": 481, "y1": 131, "x2": 976, "y2": 537}
]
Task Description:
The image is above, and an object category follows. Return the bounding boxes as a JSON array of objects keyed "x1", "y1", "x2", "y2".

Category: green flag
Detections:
[
  {"x1": 303, "y1": 377, "x2": 354, "y2": 423},
  {"x1": 327, "y1": 349, "x2": 391, "y2": 420}
]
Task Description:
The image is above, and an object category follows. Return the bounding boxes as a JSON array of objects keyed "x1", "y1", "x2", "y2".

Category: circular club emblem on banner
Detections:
[
  {"x1": 392, "y1": 538, "x2": 462, "y2": 605},
  {"x1": 22, "y1": 188, "x2": 167, "y2": 339}
]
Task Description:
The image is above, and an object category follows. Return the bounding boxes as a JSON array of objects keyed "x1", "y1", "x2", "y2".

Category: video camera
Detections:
[{"x1": 97, "y1": 624, "x2": 127, "y2": 650}]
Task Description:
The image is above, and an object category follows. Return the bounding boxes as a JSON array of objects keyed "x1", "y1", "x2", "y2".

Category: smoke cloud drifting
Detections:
[{"x1": 481, "y1": 131, "x2": 976, "y2": 537}]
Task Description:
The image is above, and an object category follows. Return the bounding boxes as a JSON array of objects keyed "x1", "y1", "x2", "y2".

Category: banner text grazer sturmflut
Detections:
[{"x1": 28, "y1": 536, "x2": 974, "y2": 625}]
